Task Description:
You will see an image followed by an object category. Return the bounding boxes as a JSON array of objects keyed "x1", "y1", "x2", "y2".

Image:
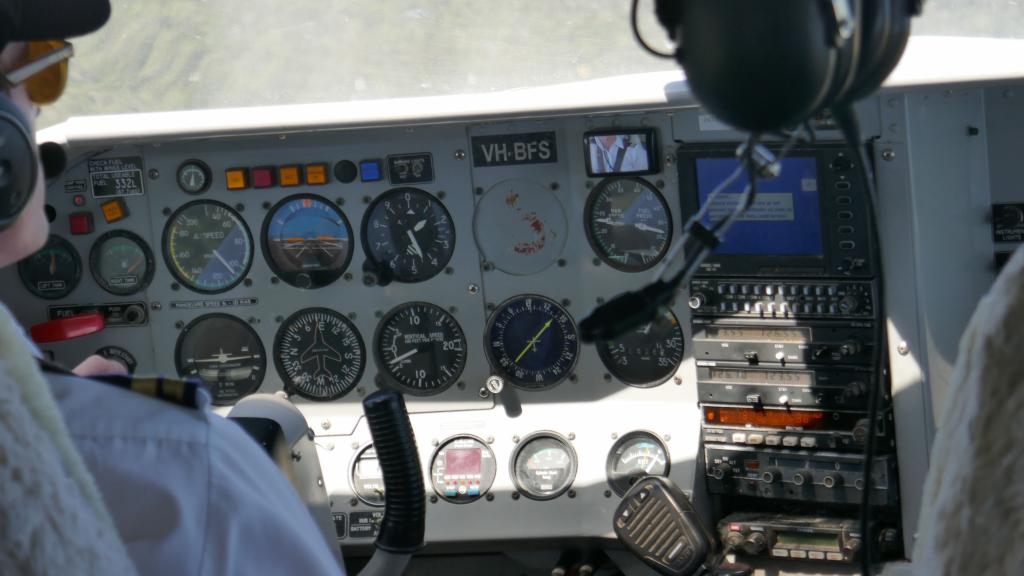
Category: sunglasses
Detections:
[{"x1": 0, "y1": 40, "x2": 74, "y2": 105}]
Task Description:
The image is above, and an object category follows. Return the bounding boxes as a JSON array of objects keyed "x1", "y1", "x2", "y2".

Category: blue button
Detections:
[
  {"x1": 468, "y1": 486, "x2": 480, "y2": 497},
  {"x1": 360, "y1": 159, "x2": 383, "y2": 182}
]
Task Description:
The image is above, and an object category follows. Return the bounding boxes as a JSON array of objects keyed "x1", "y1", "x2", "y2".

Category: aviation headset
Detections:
[
  {"x1": 654, "y1": 0, "x2": 924, "y2": 133},
  {"x1": 0, "y1": 85, "x2": 37, "y2": 231}
]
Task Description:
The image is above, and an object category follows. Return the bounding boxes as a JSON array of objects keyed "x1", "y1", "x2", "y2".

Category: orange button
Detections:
[
  {"x1": 279, "y1": 165, "x2": 301, "y2": 187},
  {"x1": 304, "y1": 163, "x2": 328, "y2": 185},
  {"x1": 100, "y1": 199, "x2": 127, "y2": 223},
  {"x1": 225, "y1": 168, "x2": 248, "y2": 190}
]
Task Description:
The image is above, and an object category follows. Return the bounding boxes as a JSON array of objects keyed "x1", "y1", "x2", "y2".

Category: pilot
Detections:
[
  {"x1": 589, "y1": 133, "x2": 649, "y2": 173},
  {"x1": 0, "y1": 1, "x2": 345, "y2": 574}
]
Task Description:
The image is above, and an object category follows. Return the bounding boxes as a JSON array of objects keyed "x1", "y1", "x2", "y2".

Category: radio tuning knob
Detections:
[
  {"x1": 688, "y1": 293, "x2": 707, "y2": 310},
  {"x1": 778, "y1": 395, "x2": 790, "y2": 406},
  {"x1": 878, "y1": 528, "x2": 901, "y2": 555},
  {"x1": 724, "y1": 531, "x2": 746, "y2": 552},
  {"x1": 711, "y1": 464, "x2": 732, "y2": 480},
  {"x1": 853, "y1": 418, "x2": 871, "y2": 444},
  {"x1": 760, "y1": 469, "x2": 779, "y2": 484},
  {"x1": 844, "y1": 537, "x2": 863, "y2": 558},
  {"x1": 742, "y1": 532, "x2": 767, "y2": 555},
  {"x1": 823, "y1": 474, "x2": 842, "y2": 489},
  {"x1": 838, "y1": 295, "x2": 859, "y2": 314},
  {"x1": 792, "y1": 472, "x2": 810, "y2": 486},
  {"x1": 839, "y1": 340, "x2": 862, "y2": 357},
  {"x1": 844, "y1": 381, "x2": 867, "y2": 399}
]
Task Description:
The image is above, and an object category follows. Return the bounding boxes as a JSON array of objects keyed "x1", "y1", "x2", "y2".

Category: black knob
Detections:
[
  {"x1": 844, "y1": 381, "x2": 867, "y2": 400},
  {"x1": 742, "y1": 532, "x2": 767, "y2": 555},
  {"x1": 838, "y1": 295, "x2": 859, "y2": 314},
  {"x1": 760, "y1": 469, "x2": 779, "y2": 484},
  {"x1": 853, "y1": 418, "x2": 871, "y2": 444},
  {"x1": 743, "y1": 351, "x2": 759, "y2": 364},
  {"x1": 839, "y1": 340, "x2": 862, "y2": 357},
  {"x1": 711, "y1": 465, "x2": 732, "y2": 480},
  {"x1": 792, "y1": 472, "x2": 810, "y2": 486},
  {"x1": 878, "y1": 527, "x2": 901, "y2": 555},
  {"x1": 822, "y1": 474, "x2": 842, "y2": 489},
  {"x1": 843, "y1": 537, "x2": 863, "y2": 558},
  {"x1": 812, "y1": 346, "x2": 831, "y2": 360}
]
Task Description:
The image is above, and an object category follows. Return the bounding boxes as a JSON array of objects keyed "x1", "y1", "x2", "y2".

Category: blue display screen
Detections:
[{"x1": 696, "y1": 156, "x2": 823, "y2": 256}]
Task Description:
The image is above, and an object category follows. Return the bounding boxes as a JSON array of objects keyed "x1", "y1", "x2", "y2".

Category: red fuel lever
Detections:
[{"x1": 30, "y1": 312, "x2": 106, "y2": 344}]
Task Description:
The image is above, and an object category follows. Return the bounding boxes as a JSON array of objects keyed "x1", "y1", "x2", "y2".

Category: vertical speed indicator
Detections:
[
  {"x1": 374, "y1": 302, "x2": 467, "y2": 395},
  {"x1": 485, "y1": 295, "x2": 578, "y2": 390}
]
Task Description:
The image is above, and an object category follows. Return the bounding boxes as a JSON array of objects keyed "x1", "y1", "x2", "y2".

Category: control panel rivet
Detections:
[
  {"x1": 445, "y1": 266, "x2": 454, "y2": 275},
  {"x1": 557, "y1": 259, "x2": 567, "y2": 268},
  {"x1": 437, "y1": 191, "x2": 446, "y2": 199},
  {"x1": 432, "y1": 439, "x2": 440, "y2": 447},
  {"x1": 611, "y1": 433, "x2": 618, "y2": 440},
  {"x1": 485, "y1": 493, "x2": 494, "y2": 502},
  {"x1": 604, "y1": 490, "x2": 612, "y2": 498},
  {"x1": 569, "y1": 373, "x2": 578, "y2": 383},
  {"x1": 468, "y1": 283, "x2": 480, "y2": 295},
  {"x1": 261, "y1": 201, "x2": 271, "y2": 210},
  {"x1": 474, "y1": 187, "x2": 484, "y2": 196},
  {"x1": 478, "y1": 388, "x2": 490, "y2": 398},
  {"x1": 664, "y1": 434, "x2": 672, "y2": 441},
  {"x1": 274, "y1": 316, "x2": 283, "y2": 323},
  {"x1": 454, "y1": 149, "x2": 466, "y2": 160},
  {"x1": 429, "y1": 495, "x2": 438, "y2": 503},
  {"x1": 325, "y1": 442, "x2": 335, "y2": 451},
  {"x1": 603, "y1": 373, "x2": 612, "y2": 382},
  {"x1": 897, "y1": 341, "x2": 910, "y2": 356},
  {"x1": 512, "y1": 435, "x2": 520, "y2": 443},
  {"x1": 247, "y1": 316, "x2": 257, "y2": 325},
  {"x1": 511, "y1": 492, "x2": 520, "y2": 500},
  {"x1": 561, "y1": 298, "x2": 571, "y2": 307},
  {"x1": 592, "y1": 258, "x2": 601, "y2": 266},
  {"x1": 356, "y1": 387, "x2": 365, "y2": 396},
  {"x1": 270, "y1": 277, "x2": 279, "y2": 285},
  {"x1": 344, "y1": 272, "x2": 353, "y2": 281},
  {"x1": 374, "y1": 310, "x2": 383, "y2": 319},
  {"x1": 567, "y1": 490, "x2": 576, "y2": 499},
  {"x1": 665, "y1": 155, "x2": 675, "y2": 165},
  {"x1": 349, "y1": 498, "x2": 358, "y2": 507},
  {"x1": 174, "y1": 320, "x2": 184, "y2": 329},
  {"x1": 568, "y1": 433, "x2": 575, "y2": 441},
  {"x1": 336, "y1": 197, "x2": 345, "y2": 206},
  {"x1": 350, "y1": 441, "x2": 359, "y2": 449},
  {"x1": 656, "y1": 180, "x2": 665, "y2": 189},
  {"x1": 148, "y1": 169, "x2": 159, "y2": 180},
  {"x1": 321, "y1": 419, "x2": 331, "y2": 430},
  {"x1": 362, "y1": 196, "x2": 371, "y2": 204},
  {"x1": 162, "y1": 207, "x2": 172, "y2": 216},
  {"x1": 456, "y1": 381, "x2": 465, "y2": 390},
  {"x1": 150, "y1": 302, "x2": 162, "y2": 311},
  {"x1": 244, "y1": 278, "x2": 253, "y2": 287},
  {"x1": 486, "y1": 436, "x2": 494, "y2": 444},
  {"x1": 171, "y1": 283, "x2": 180, "y2": 291},
  {"x1": 881, "y1": 149, "x2": 896, "y2": 162},
  {"x1": 235, "y1": 203, "x2": 244, "y2": 212},
  {"x1": 550, "y1": 182, "x2": 559, "y2": 191}
]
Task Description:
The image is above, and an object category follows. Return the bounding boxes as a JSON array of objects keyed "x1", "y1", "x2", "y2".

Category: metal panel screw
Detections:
[
  {"x1": 468, "y1": 283, "x2": 480, "y2": 295},
  {"x1": 148, "y1": 169, "x2": 160, "y2": 180},
  {"x1": 454, "y1": 149, "x2": 466, "y2": 160},
  {"x1": 321, "y1": 419, "x2": 331, "y2": 430},
  {"x1": 881, "y1": 149, "x2": 896, "y2": 162},
  {"x1": 897, "y1": 341, "x2": 910, "y2": 356}
]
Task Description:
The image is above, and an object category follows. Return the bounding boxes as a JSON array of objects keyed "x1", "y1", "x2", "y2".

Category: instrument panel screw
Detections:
[
  {"x1": 486, "y1": 303, "x2": 496, "y2": 312},
  {"x1": 374, "y1": 310, "x2": 383, "y2": 319},
  {"x1": 604, "y1": 490, "x2": 612, "y2": 498},
  {"x1": 235, "y1": 203, "x2": 244, "y2": 212},
  {"x1": 262, "y1": 201, "x2": 271, "y2": 210},
  {"x1": 468, "y1": 283, "x2": 480, "y2": 294},
  {"x1": 511, "y1": 492, "x2": 520, "y2": 500},
  {"x1": 603, "y1": 373, "x2": 612, "y2": 382},
  {"x1": 454, "y1": 149, "x2": 466, "y2": 160},
  {"x1": 656, "y1": 180, "x2": 665, "y2": 189},
  {"x1": 478, "y1": 387, "x2": 490, "y2": 398},
  {"x1": 432, "y1": 439, "x2": 440, "y2": 447},
  {"x1": 437, "y1": 191, "x2": 446, "y2": 199},
  {"x1": 550, "y1": 182, "x2": 560, "y2": 191},
  {"x1": 456, "y1": 381, "x2": 465, "y2": 390},
  {"x1": 568, "y1": 432, "x2": 575, "y2": 441},
  {"x1": 557, "y1": 259, "x2": 567, "y2": 267},
  {"x1": 485, "y1": 493, "x2": 494, "y2": 502},
  {"x1": 596, "y1": 297, "x2": 605, "y2": 305},
  {"x1": 322, "y1": 419, "x2": 332, "y2": 431},
  {"x1": 569, "y1": 373, "x2": 578, "y2": 383},
  {"x1": 475, "y1": 187, "x2": 484, "y2": 196},
  {"x1": 429, "y1": 495, "x2": 438, "y2": 503},
  {"x1": 344, "y1": 272, "x2": 353, "y2": 281},
  {"x1": 592, "y1": 258, "x2": 601, "y2": 266},
  {"x1": 486, "y1": 436, "x2": 495, "y2": 444},
  {"x1": 561, "y1": 298, "x2": 571, "y2": 307},
  {"x1": 171, "y1": 283, "x2": 180, "y2": 291},
  {"x1": 445, "y1": 266, "x2": 454, "y2": 275},
  {"x1": 897, "y1": 341, "x2": 910, "y2": 356},
  {"x1": 244, "y1": 278, "x2": 253, "y2": 287},
  {"x1": 247, "y1": 316, "x2": 258, "y2": 325},
  {"x1": 882, "y1": 149, "x2": 896, "y2": 162},
  {"x1": 162, "y1": 207, "x2": 171, "y2": 216},
  {"x1": 448, "y1": 306, "x2": 458, "y2": 314},
  {"x1": 665, "y1": 155, "x2": 675, "y2": 165},
  {"x1": 348, "y1": 312, "x2": 357, "y2": 320},
  {"x1": 150, "y1": 302, "x2": 162, "y2": 311},
  {"x1": 674, "y1": 377, "x2": 683, "y2": 386},
  {"x1": 349, "y1": 498, "x2": 358, "y2": 507},
  {"x1": 356, "y1": 387, "x2": 365, "y2": 396},
  {"x1": 362, "y1": 196, "x2": 371, "y2": 204},
  {"x1": 270, "y1": 277, "x2": 279, "y2": 285},
  {"x1": 567, "y1": 489, "x2": 576, "y2": 499},
  {"x1": 275, "y1": 316, "x2": 283, "y2": 323},
  {"x1": 512, "y1": 435, "x2": 520, "y2": 443},
  {"x1": 486, "y1": 376, "x2": 504, "y2": 394},
  {"x1": 481, "y1": 261, "x2": 495, "y2": 272},
  {"x1": 174, "y1": 320, "x2": 184, "y2": 329},
  {"x1": 148, "y1": 169, "x2": 160, "y2": 180},
  {"x1": 664, "y1": 434, "x2": 672, "y2": 441},
  {"x1": 335, "y1": 197, "x2": 345, "y2": 206}
]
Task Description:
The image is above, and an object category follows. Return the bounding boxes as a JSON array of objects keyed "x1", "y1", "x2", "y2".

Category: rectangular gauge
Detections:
[
  {"x1": 387, "y1": 153, "x2": 434, "y2": 184},
  {"x1": 583, "y1": 128, "x2": 658, "y2": 177},
  {"x1": 88, "y1": 156, "x2": 145, "y2": 198},
  {"x1": 445, "y1": 448, "x2": 482, "y2": 475},
  {"x1": 707, "y1": 367, "x2": 814, "y2": 386}
]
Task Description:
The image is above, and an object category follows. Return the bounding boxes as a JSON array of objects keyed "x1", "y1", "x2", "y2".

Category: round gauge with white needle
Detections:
[
  {"x1": 90, "y1": 230, "x2": 155, "y2": 296},
  {"x1": 18, "y1": 235, "x2": 81, "y2": 299},
  {"x1": 174, "y1": 313, "x2": 266, "y2": 406},
  {"x1": 595, "y1": 307, "x2": 684, "y2": 387},
  {"x1": 262, "y1": 194, "x2": 354, "y2": 289},
  {"x1": 374, "y1": 302, "x2": 466, "y2": 396},
  {"x1": 606, "y1": 431, "x2": 670, "y2": 496},
  {"x1": 163, "y1": 200, "x2": 253, "y2": 294},
  {"x1": 585, "y1": 176, "x2": 672, "y2": 272},
  {"x1": 511, "y1": 432, "x2": 578, "y2": 500},
  {"x1": 274, "y1": 308, "x2": 365, "y2": 401},
  {"x1": 176, "y1": 160, "x2": 212, "y2": 194},
  {"x1": 361, "y1": 188, "x2": 455, "y2": 283}
]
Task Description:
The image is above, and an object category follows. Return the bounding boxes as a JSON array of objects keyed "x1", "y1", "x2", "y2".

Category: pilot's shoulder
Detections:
[{"x1": 48, "y1": 371, "x2": 212, "y2": 442}]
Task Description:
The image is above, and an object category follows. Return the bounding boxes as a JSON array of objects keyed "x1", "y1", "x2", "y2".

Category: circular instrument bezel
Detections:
[
  {"x1": 360, "y1": 187, "x2": 456, "y2": 283},
  {"x1": 510, "y1": 431, "x2": 578, "y2": 501},
  {"x1": 605, "y1": 430, "x2": 671, "y2": 497},
  {"x1": 484, "y1": 294, "x2": 579, "y2": 391},
  {"x1": 89, "y1": 229, "x2": 155, "y2": 296},
  {"x1": 273, "y1": 307, "x2": 366, "y2": 402},
  {"x1": 162, "y1": 199, "x2": 254, "y2": 294},
  {"x1": 174, "y1": 312, "x2": 266, "y2": 406},
  {"x1": 594, "y1": 307, "x2": 684, "y2": 388},
  {"x1": 176, "y1": 159, "x2": 212, "y2": 195},
  {"x1": 373, "y1": 301, "x2": 467, "y2": 396},
  {"x1": 261, "y1": 193, "x2": 354, "y2": 289},
  {"x1": 428, "y1": 434, "x2": 496, "y2": 505},
  {"x1": 18, "y1": 234, "x2": 81, "y2": 300},
  {"x1": 584, "y1": 176, "x2": 673, "y2": 272},
  {"x1": 349, "y1": 444, "x2": 386, "y2": 507}
]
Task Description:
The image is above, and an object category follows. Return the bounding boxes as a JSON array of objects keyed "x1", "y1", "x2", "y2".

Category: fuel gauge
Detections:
[
  {"x1": 18, "y1": 235, "x2": 81, "y2": 299},
  {"x1": 606, "y1": 431, "x2": 670, "y2": 496},
  {"x1": 90, "y1": 230, "x2": 155, "y2": 296}
]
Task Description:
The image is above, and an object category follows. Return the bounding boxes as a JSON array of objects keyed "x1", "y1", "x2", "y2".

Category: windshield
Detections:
[{"x1": 38, "y1": 0, "x2": 1023, "y2": 128}]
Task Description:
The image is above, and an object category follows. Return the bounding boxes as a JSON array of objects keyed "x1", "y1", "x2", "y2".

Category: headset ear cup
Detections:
[
  {"x1": 842, "y1": 0, "x2": 912, "y2": 104},
  {"x1": 0, "y1": 96, "x2": 38, "y2": 232}
]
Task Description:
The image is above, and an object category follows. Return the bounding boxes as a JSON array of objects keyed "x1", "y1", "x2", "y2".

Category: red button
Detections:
[
  {"x1": 30, "y1": 312, "x2": 106, "y2": 344},
  {"x1": 69, "y1": 212, "x2": 94, "y2": 235},
  {"x1": 251, "y1": 167, "x2": 275, "y2": 189}
]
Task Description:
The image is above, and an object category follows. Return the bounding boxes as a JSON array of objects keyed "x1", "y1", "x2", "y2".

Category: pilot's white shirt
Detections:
[
  {"x1": 589, "y1": 137, "x2": 649, "y2": 173},
  {"x1": 47, "y1": 370, "x2": 346, "y2": 576}
]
